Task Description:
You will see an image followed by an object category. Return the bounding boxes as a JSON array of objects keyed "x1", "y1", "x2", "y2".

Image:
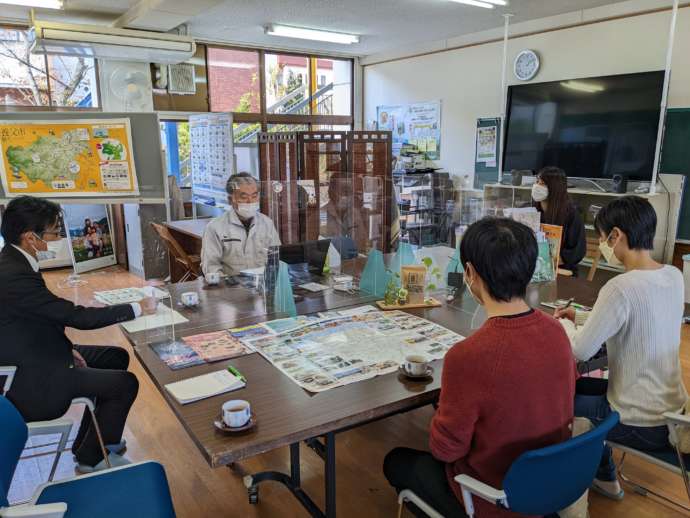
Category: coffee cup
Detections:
[
  {"x1": 205, "y1": 271, "x2": 221, "y2": 285},
  {"x1": 180, "y1": 291, "x2": 199, "y2": 307},
  {"x1": 403, "y1": 354, "x2": 429, "y2": 376},
  {"x1": 222, "y1": 399, "x2": 251, "y2": 428}
]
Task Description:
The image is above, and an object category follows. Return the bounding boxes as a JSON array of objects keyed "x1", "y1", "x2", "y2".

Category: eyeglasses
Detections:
[{"x1": 36, "y1": 229, "x2": 61, "y2": 241}]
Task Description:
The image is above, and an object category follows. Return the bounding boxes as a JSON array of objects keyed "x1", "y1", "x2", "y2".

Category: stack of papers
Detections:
[
  {"x1": 94, "y1": 287, "x2": 169, "y2": 305},
  {"x1": 164, "y1": 369, "x2": 246, "y2": 405}
]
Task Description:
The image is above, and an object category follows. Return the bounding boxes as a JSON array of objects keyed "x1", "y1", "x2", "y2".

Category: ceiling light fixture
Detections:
[
  {"x1": 447, "y1": 0, "x2": 495, "y2": 8},
  {"x1": 0, "y1": 0, "x2": 63, "y2": 8},
  {"x1": 482, "y1": 0, "x2": 509, "y2": 5},
  {"x1": 265, "y1": 24, "x2": 359, "y2": 45},
  {"x1": 561, "y1": 80, "x2": 605, "y2": 93}
]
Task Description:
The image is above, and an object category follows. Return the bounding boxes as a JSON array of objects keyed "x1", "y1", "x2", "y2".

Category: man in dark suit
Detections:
[{"x1": 0, "y1": 196, "x2": 156, "y2": 472}]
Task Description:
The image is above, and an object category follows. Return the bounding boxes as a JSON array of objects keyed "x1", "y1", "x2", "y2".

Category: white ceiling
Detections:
[{"x1": 7, "y1": 0, "x2": 633, "y2": 56}]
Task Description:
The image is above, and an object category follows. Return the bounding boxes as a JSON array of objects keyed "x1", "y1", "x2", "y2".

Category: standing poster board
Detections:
[
  {"x1": 541, "y1": 224, "x2": 563, "y2": 274},
  {"x1": 474, "y1": 118, "x2": 501, "y2": 189},
  {"x1": 62, "y1": 204, "x2": 117, "y2": 273},
  {"x1": 190, "y1": 113, "x2": 234, "y2": 206},
  {"x1": 376, "y1": 101, "x2": 441, "y2": 159},
  {"x1": 0, "y1": 119, "x2": 138, "y2": 198}
]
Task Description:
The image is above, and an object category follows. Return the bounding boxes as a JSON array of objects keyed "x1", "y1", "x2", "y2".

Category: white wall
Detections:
[{"x1": 363, "y1": 6, "x2": 690, "y2": 180}]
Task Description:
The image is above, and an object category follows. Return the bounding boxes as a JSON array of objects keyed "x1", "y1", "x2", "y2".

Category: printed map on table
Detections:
[
  {"x1": 234, "y1": 310, "x2": 464, "y2": 393},
  {"x1": 0, "y1": 119, "x2": 138, "y2": 197}
]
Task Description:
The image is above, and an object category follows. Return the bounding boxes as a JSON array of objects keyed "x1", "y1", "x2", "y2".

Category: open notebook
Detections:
[{"x1": 164, "y1": 369, "x2": 245, "y2": 405}]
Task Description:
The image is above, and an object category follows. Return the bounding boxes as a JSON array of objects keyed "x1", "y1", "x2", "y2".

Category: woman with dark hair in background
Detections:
[{"x1": 532, "y1": 166, "x2": 586, "y2": 275}]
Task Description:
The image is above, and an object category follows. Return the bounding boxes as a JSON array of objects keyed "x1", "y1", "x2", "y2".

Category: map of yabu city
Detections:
[
  {"x1": 5, "y1": 129, "x2": 91, "y2": 185},
  {"x1": 0, "y1": 119, "x2": 138, "y2": 197}
]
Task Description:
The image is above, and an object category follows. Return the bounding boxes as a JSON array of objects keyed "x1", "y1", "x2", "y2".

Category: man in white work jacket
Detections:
[{"x1": 201, "y1": 172, "x2": 281, "y2": 277}]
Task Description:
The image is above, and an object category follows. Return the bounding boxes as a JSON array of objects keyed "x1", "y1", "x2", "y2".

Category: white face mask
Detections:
[
  {"x1": 31, "y1": 233, "x2": 54, "y2": 262},
  {"x1": 531, "y1": 183, "x2": 549, "y2": 202},
  {"x1": 236, "y1": 202, "x2": 259, "y2": 220},
  {"x1": 599, "y1": 232, "x2": 623, "y2": 267},
  {"x1": 463, "y1": 269, "x2": 482, "y2": 306}
]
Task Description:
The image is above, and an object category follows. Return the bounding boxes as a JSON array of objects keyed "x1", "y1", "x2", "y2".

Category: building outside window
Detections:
[{"x1": 207, "y1": 47, "x2": 260, "y2": 113}]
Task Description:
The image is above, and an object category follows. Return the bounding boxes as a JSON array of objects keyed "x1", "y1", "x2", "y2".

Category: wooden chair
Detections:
[
  {"x1": 585, "y1": 237, "x2": 602, "y2": 282},
  {"x1": 150, "y1": 222, "x2": 201, "y2": 283}
]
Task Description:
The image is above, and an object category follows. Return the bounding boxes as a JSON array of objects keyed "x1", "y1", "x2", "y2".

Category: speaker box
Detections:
[
  {"x1": 447, "y1": 271, "x2": 464, "y2": 289},
  {"x1": 612, "y1": 174, "x2": 628, "y2": 194}
]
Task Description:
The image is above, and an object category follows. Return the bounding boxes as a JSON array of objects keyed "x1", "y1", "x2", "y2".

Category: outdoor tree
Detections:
[
  {"x1": 0, "y1": 28, "x2": 94, "y2": 107},
  {"x1": 234, "y1": 72, "x2": 259, "y2": 113}
]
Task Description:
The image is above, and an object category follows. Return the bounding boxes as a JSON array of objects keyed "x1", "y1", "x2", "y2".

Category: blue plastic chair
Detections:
[
  {"x1": 0, "y1": 396, "x2": 176, "y2": 518},
  {"x1": 456, "y1": 412, "x2": 620, "y2": 517}
]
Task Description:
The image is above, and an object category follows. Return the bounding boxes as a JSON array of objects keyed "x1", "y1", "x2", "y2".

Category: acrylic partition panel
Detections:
[
  {"x1": 262, "y1": 177, "x2": 384, "y2": 308},
  {"x1": 130, "y1": 216, "x2": 279, "y2": 368}
]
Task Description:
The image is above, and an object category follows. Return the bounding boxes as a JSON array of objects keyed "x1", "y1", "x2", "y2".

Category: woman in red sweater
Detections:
[{"x1": 384, "y1": 218, "x2": 577, "y2": 518}]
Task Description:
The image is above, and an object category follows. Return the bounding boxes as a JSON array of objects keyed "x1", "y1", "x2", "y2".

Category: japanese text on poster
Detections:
[{"x1": 0, "y1": 119, "x2": 138, "y2": 197}]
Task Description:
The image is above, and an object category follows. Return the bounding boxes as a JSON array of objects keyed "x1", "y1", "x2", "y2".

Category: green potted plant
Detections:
[{"x1": 422, "y1": 257, "x2": 443, "y2": 304}]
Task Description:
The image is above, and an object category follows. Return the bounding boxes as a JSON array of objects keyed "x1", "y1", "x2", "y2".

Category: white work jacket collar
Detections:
[{"x1": 226, "y1": 206, "x2": 255, "y2": 230}]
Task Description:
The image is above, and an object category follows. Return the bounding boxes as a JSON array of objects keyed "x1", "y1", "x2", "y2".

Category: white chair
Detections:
[
  {"x1": 0, "y1": 366, "x2": 110, "y2": 484},
  {"x1": 397, "y1": 490, "x2": 443, "y2": 518},
  {"x1": 608, "y1": 411, "x2": 690, "y2": 512}
]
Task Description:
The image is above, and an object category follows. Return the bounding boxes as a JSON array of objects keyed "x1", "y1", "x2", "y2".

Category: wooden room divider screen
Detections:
[{"x1": 258, "y1": 130, "x2": 393, "y2": 252}]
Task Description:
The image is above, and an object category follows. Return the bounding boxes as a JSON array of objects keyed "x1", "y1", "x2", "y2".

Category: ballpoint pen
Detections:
[
  {"x1": 561, "y1": 298, "x2": 575, "y2": 310},
  {"x1": 227, "y1": 364, "x2": 247, "y2": 383}
]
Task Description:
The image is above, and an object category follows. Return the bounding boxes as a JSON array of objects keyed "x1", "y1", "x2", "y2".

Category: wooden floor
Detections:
[{"x1": 14, "y1": 266, "x2": 689, "y2": 517}]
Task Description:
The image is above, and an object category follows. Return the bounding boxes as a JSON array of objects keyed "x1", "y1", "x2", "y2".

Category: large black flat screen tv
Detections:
[{"x1": 503, "y1": 71, "x2": 664, "y2": 181}]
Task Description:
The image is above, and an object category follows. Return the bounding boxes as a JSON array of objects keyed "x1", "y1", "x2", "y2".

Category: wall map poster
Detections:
[
  {"x1": 0, "y1": 118, "x2": 138, "y2": 197},
  {"x1": 377, "y1": 100, "x2": 441, "y2": 159}
]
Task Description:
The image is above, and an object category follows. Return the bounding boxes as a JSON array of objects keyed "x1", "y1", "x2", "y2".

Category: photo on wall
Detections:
[{"x1": 62, "y1": 204, "x2": 117, "y2": 273}]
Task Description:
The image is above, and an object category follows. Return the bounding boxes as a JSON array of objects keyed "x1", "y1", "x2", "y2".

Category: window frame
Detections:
[
  {"x1": 0, "y1": 23, "x2": 101, "y2": 112},
  {"x1": 206, "y1": 44, "x2": 354, "y2": 133}
]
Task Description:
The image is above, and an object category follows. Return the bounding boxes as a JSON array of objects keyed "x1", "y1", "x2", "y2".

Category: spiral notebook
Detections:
[{"x1": 164, "y1": 369, "x2": 245, "y2": 405}]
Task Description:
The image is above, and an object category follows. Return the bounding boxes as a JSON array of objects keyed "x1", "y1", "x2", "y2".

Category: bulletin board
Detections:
[
  {"x1": 0, "y1": 112, "x2": 166, "y2": 204},
  {"x1": 376, "y1": 101, "x2": 441, "y2": 159}
]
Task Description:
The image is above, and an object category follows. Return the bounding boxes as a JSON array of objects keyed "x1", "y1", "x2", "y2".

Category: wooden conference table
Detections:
[{"x1": 126, "y1": 273, "x2": 609, "y2": 518}]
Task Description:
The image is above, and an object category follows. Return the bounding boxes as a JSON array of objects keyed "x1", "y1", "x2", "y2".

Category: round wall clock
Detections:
[{"x1": 514, "y1": 49, "x2": 540, "y2": 81}]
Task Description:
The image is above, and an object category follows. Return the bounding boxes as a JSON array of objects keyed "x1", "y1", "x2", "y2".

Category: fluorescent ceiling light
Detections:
[
  {"x1": 561, "y1": 80, "x2": 605, "y2": 93},
  {"x1": 482, "y1": 0, "x2": 508, "y2": 4},
  {"x1": 0, "y1": 0, "x2": 62, "y2": 8},
  {"x1": 448, "y1": 0, "x2": 495, "y2": 8},
  {"x1": 265, "y1": 24, "x2": 359, "y2": 44}
]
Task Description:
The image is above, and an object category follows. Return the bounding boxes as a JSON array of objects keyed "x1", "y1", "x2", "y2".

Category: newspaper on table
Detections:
[{"x1": 232, "y1": 310, "x2": 464, "y2": 393}]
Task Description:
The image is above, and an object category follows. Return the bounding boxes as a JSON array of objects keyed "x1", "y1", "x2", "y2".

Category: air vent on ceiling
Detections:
[{"x1": 167, "y1": 63, "x2": 196, "y2": 95}]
